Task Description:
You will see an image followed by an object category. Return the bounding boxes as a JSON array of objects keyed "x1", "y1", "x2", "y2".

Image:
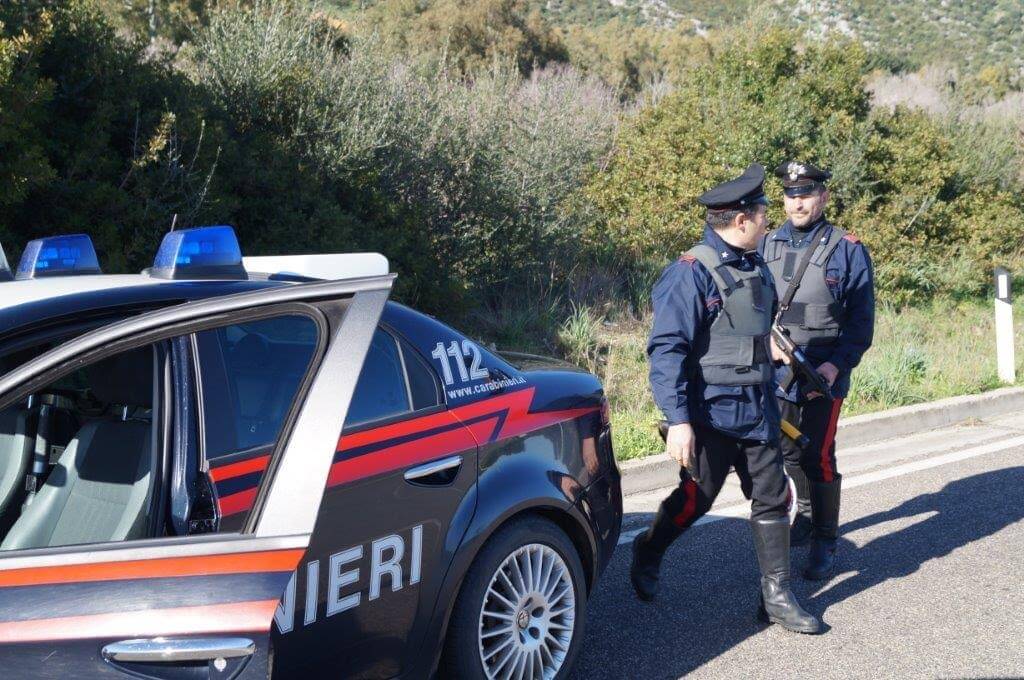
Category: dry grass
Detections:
[{"x1": 593, "y1": 297, "x2": 1024, "y2": 460}]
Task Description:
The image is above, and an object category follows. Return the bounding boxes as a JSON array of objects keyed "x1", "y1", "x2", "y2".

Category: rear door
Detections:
[
  {"x1": 269, "y1": 324, "x2": 482, "y2": 678},
  {"x1": 0, "y1": 276, "x2": 392, "y2": 680}
]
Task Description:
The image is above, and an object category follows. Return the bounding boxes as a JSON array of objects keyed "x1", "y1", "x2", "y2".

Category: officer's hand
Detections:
[
  {"x1": 816, "y1": 361, "x2": 839, "y2": 387},
  {"x1": 665, "y1": 423, "x2": 697, "y2": 478},
  {"x1": 770, "y1": 339, "x2": 791, "y2": 365}
]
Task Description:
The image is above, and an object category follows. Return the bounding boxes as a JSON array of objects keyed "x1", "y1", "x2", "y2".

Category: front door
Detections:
[{"x1": 0, "y1": 277, "x2": 392, "y2": 679}]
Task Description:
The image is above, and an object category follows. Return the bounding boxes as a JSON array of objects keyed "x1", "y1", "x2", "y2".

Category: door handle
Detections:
[
  {"x1": 404, "y1": 455, "x2": 462, "y2": 483},
  {"x1": 102, "y1": 636, "x2": 255, "y2": 663}
]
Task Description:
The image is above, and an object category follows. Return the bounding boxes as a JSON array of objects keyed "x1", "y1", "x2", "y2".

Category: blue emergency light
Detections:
[
  {"x1": 15, "y1": 234, "x2": 102, "y2": 280},
  {"x1": 150, "y1": 225, "x2": 247, "y2": 280},
  {"x1": 0, "y1": 243, "x2": 11, "y2": 282}
]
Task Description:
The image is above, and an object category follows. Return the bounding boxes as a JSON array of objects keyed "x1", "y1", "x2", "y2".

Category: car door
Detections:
[
  {"x1": 269, "y1": 324, "x2": 480, "y2": 679},
  {"x1": 0, "y1": 276, "x2": 392, "y2": 680}
]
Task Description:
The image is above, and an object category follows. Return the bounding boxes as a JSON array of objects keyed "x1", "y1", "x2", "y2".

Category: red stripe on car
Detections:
[
  {"x1": 0, "y1": 550, "x2": 303, "y2": 589},
  {"x1": 210, "y1": 454, "x2": 271, "y2": 482}
]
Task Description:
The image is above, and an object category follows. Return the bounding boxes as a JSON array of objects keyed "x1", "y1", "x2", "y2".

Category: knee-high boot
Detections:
[
  {"x1": 804, "y1": 478, "x2": 841, "y2": 580},
  {"x1": 752, "y1": 517, "x2": 821, "y2": 634}
]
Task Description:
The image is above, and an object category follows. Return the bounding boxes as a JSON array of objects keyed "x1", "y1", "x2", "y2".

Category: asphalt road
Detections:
[{"x1": 572, "y1": 412, "x2": 1024, "y2": 679}]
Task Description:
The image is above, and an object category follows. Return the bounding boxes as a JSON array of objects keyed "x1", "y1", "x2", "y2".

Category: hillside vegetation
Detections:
[{"x1": 1, "y1": 0, "x2": 1022, "y2": 458}]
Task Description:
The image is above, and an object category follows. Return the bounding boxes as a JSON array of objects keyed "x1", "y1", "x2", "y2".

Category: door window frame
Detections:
[
  {"x1": 0, "y1": 277, "x2": 392, "y2": 561},
  {"x1": 189, "y1": 303, "x2": 329, "y2": 471}
]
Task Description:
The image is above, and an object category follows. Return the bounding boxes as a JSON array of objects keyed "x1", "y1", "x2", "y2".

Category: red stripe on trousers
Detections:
[
  {"x1": 672, "y1": 479, "x2": 698, "y2": 528},
  {"x1": 820, "y1": 398, "x2": 844, "y2": 482}
]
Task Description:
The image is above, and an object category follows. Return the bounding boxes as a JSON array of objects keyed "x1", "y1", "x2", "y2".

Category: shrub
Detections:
[{"x1": 584, "y1": 28, "x2": 1024, "y2": 305}]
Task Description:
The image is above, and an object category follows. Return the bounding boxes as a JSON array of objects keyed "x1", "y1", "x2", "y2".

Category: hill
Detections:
[{"x1": 534, "y1": 0, "x2": 1023, "y2": 75}]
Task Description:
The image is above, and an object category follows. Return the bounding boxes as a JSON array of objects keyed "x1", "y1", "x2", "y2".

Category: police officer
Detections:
[
  {"x1": 631, "y1": 164, "x2": 820, "y2": 635},
  {"x1": 761, "y1": 161, "x2": 875, "y2": 581}
]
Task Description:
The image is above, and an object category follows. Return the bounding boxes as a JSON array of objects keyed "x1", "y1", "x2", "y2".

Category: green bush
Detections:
[
  {"x1": 0, "y1": 1, "x2": 214, "y2": 272},
  {"x1": 583, "y1": 28, "x2": 1024, "y2": 304}
]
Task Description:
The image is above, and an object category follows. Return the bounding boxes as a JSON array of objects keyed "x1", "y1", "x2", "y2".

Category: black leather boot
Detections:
[
  {"x1": 786, "y1": 464, "x2": 813, "y2": 546},
  {"x1": 804, "y1": 478, "x2": 841, "y2": 581},
  {"x1": 752, "y1": 517, "x2": 821, "y2": 634},
  {"x1": 630, "y1": 499, "x2": 689, "y2": 601},
  {"x1": 630, "y1": 533, "x2": 663, "y2": 602}
]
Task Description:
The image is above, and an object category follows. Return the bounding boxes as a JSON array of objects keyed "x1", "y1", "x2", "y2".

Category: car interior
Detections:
[
  {"x1": 0, "y1": 315, "x2": 322, "y2": 550},
  {"x1": 0, "y1": 346, "x2": 159, "y2": 551}
]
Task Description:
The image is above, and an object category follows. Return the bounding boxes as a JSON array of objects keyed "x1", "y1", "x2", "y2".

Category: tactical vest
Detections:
[
  {"x1": 764, "y1": 224, "x2": 846, "y2": 347},
  {"x1": 686, "y1": 244, "x2": 773, "y2": 386}
]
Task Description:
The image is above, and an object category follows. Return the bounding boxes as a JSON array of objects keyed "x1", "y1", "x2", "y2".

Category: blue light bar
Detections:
[
  {"x1": 150, "y1": 225, "x2": 247, "y2": 280},
  {"x1": 15, "y1": 234, "x2": 102, "y2": 280},
  {"x1": 0, "y1": 243, "x2": 11, "y2": 281}
]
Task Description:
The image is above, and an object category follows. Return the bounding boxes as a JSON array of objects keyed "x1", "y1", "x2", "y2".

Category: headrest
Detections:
[
  {"x1": 230, "y1": 332, "x2": 271, "y2": 370},
  {"x1": 86, "y1": 346, "x2": 154, "y2": 407}
]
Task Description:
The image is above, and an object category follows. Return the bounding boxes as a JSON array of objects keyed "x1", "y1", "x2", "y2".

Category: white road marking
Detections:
[{"x1": 616, "y1": 434, "x2": 1024, "y2": 546}]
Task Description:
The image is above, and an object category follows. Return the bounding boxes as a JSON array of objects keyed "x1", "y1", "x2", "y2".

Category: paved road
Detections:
[{"x1": 573, "y1": 412, "x2": 1024, "y2": 679}]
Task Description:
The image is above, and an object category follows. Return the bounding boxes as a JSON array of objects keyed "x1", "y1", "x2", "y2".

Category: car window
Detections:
[
  {"x1": 344, "y1": 328, "x2": 441, "y2": 430},
  {"x1": 404, "y1": 337, "x2": 442, "y2": 411},
  {"x1": 0, "y1": 344, "x2": 159, "y2": 553},
  {"x1": 345, "y1": 328, "x2": 413, "y2": 428},
  {"x1": 194, "y1": 314, "x2": 321, "y2": 533},
  {"x1": 196, "y1": 315, "x2": 320, "y2": 459}
]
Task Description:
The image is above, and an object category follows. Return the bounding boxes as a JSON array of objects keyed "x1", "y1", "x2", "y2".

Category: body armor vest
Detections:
[
  {"x1": 764, "y1": 224, "x2": 846, "y2": 347},
  {"x1": 686, "y1": 244, "x2": 773, "y2": 386}
]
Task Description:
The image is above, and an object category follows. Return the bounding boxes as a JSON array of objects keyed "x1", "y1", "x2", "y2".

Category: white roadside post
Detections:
[{"x1": 994, "y1": 267, "x2": 1015, "y2": 384}]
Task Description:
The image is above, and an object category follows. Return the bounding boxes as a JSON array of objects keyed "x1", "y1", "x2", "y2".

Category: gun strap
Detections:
[{"x1": 778, "y1": 224, "x2": 824, "y2": 312}]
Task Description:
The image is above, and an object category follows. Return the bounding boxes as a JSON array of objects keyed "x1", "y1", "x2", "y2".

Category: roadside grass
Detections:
[
  {"x1": 565, "y1": 297, "x2": 1024, "y2": 461},
  {"x1": 468, "y1": 294, "x2": 1024, "y2": 461}
]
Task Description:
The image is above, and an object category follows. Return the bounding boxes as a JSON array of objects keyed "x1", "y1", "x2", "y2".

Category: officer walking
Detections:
[
  {"x1": 631, "y1": 164, "x2": 820, "y2": 635},
  {"x1": 761, "y1": 161, "x2": 874, "y2": 581}
]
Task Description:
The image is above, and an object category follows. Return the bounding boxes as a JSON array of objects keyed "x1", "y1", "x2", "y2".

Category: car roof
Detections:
[
  {"x1": 2, "y1": 275, "x2": 166, "y2": 309},
  {"x1": 0, "y1": 275, "x2": 290, "y2": 344}
]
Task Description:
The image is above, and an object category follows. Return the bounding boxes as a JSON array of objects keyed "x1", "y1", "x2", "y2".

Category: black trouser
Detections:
[
  {"x1": 645, "y1": 425, "x2": 790, "y2": 554},
  {"x1": 779, "y1": 397, "x2": 844, "y2": 483}
]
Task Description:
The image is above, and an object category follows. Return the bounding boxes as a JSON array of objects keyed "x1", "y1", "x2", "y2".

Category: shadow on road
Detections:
[
  {"x1": 572, "y1": 467, "x2": 1024, "y2": 679},
  {"x1": 811, "y1": 466, "x2": 1024, "y2": 613}
]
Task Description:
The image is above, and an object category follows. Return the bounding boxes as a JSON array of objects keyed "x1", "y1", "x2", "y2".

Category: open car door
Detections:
[{"x1": 0, "y1": 275, "x2": 392, "y2": 680}]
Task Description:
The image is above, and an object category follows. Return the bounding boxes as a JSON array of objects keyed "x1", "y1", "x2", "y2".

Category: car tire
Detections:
[{"x1": 440, "y1": 516, "x2": 588, "y2": 680}]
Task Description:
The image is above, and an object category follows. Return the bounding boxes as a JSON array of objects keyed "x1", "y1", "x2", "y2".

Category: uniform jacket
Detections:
[
  {"x1": 758, "y1": 217, "x2": 875, "y2": 401},
  {"x1": 648, "y1": 226, "x2": 781, "y2": 442}
]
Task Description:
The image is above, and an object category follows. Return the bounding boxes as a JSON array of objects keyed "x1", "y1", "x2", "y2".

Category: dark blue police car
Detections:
[{"x1": 0, "y1": 229, "x2": 622, "y2": 679}]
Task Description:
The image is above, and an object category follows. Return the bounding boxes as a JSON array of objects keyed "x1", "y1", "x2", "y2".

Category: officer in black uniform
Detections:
[
  {"x1": 761, "y1": 161, "x2": 875, "y2": 581},
  {"x1": 631, "y1": 164, "x2": 820, "y2": 634}
]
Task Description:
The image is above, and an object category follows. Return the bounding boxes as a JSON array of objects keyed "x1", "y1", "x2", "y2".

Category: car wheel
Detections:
[{"x1": 441, "y1": 516, "x2": 587, "y2": 680}]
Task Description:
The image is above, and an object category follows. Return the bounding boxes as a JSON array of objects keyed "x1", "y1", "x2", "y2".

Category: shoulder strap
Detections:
[
  {"x1": 764, "y1": 235, "x2": 785, "y2": 262},
  {"x1": 810, "y1": 225, "x2": 846, "y2": 267},
  {"x1": 687, "y1": 244, "x2": 740, "y2": 297},
  {"x1": 778, "y1": 223, "x2": 826, "y2": 313}
]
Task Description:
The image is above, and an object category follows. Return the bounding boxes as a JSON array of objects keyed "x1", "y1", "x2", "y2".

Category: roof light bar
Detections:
[
  {"x1": 15, "y1": 234, "x2": 102, "y2": 280},
  {"x1": 150, "y1": 225, "x2": 247, "y2": 280},
  {"x1": 0, "y1": 243, "x2": 11, "y2": 282}
]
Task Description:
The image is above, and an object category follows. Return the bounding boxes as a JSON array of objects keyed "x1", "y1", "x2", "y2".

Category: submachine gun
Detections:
[{"x1": 770, "y1": 322, "x2": 834, "y2": 403}]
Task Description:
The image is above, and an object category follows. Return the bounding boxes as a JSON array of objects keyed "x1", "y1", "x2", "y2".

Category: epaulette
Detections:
[
  {"x1": 678, "y1": 253, "x2": 697, "y2": 265},
  {"x1": 842, "y1": 234, "x2": 861, "y2": 244}
]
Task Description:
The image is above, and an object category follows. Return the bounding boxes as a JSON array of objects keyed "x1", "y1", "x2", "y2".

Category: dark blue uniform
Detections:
[
  {"x1": 762, "y1": 159, "x2": 876, "y2": 582},
  {"x1": 632, "y1": 164, "x2": 821, "y2": 636},
  {"x1": 759, "y1": 217, "x2": 875, "y2": 401},
  {"x1": 649, "y1": 226, "x2": 781, "y2": 441}
]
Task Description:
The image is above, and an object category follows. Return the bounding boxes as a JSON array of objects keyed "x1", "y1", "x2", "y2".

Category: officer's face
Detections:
[
  {"x1": 738, "y1": 205, "x2": 768, "y2": 249},
  {"x1": 783, "y1": 188, "x2": 829, "y2": 227}
]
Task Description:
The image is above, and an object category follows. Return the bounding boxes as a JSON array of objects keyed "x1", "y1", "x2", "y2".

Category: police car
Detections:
[{"x1": 0, "y1": 229, "x2": 622, "y2": 679}]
